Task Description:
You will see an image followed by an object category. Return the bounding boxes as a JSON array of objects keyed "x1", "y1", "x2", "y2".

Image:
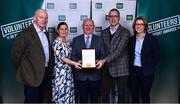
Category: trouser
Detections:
[
  {"x1": 24, "y1": 69, "x2": 51, "y2": 103},
  {"x1": 130, "y1": 66, "x2": 154, "y2": 103},
  {"x1": 76, "y1": 79, "x2": 101, "y2": 103},
  {"x1": 101, "y1": 73, "x2": 130, "y2": 103}
]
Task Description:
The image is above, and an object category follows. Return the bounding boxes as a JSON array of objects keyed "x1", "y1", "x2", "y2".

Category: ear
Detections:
[{"x1": 33, "y1": 16, "x2": 36, "y2": 22}]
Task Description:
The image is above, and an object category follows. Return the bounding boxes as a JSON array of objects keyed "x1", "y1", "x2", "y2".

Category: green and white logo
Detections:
[
  {"x1": 47, "y1": 3, "x2": 55, "y2": 9},
  {"x1": 105, "y1": 15, "x2": 109, "y2": 21},
  {"x1": 126, "y1": 15, "x2": 133, "y2": 20},
  {"x1": 80, "y1": 15, "x2": 88, "y2": 21},
  {"x1": 116, "y1": 3, "x2": 123, "y2": 9},
  {"x1": 95, "y1": 3, "x2": 102, "y2": 9},
  {"x1": 1, "y1": 18, "x2": 33, "y2": 39},
  {"x1": 95, "y1": 27, "x2": 102, "y2": 32},
  {"x1": 48, "y1": 27, "x2": 56, "y2": 34},
  {"x1": 70, "y1": 27, "x2": 77, "y2": 33},
  {"x1": 69, "y1": 3, "x2": 77, "y2": 9},
  {"x1": 148, "y1": 15, "x2": 180, "y2": 36},
  {"x1": 58, "y1": 15, "x2": 66, "y2": 21}
]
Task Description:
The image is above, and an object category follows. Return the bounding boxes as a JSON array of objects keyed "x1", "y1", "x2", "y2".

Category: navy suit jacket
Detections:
[
  {"x1": 71, "y1": 34, "x2": 106, "y2": 81},
  {"x1": 129, "y1": 33, "x2": 160, "y2": 76}
]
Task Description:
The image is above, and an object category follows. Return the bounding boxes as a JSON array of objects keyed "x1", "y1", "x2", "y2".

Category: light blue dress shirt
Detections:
[
  {"x1": 33, "y1": 23, "x2": 49, "y2": 67},
  {"x1": 133, "y1": 33, "x2": 145, "y2": 67}
]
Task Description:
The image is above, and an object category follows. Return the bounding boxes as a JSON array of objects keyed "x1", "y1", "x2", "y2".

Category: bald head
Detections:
[
  {"x1": 82, "y1": 19, "x2": 95, "y2": 35},
  {"x1": 33, "y1": 9, "x2": 48, "y2": 30}
]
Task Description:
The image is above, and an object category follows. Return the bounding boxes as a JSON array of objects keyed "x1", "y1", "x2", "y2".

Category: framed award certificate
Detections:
[{"x1": 82, "y1": 49, "x2": 96, "y2": 68}]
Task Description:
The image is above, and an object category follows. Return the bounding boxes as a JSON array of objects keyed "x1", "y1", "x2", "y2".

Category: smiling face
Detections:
[
  {"x1": 33, "y1": 9, "x2": 48, "y2": 30},
  {"x1": 82, "y1": 19, "x2": 95, "y2": 35},
  {"x1": 135, "y1": 19, "x2": 145, "y2": 35},
  {"x1": 108, "y1": 10, "x2": 120, "y2": 27},
  {"x1": 58, "y1": 24, "x2": 68, "y2": 39}
]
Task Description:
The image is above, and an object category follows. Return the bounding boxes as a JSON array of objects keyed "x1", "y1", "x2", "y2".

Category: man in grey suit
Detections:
[
  {"x1": 11, "y1": 9, "x2": 53, "y2": 103},
  {"x1": 97, "y1": 8, "x2": 130, "y2": 103},
  {"x1": 71, "y1": 19, "x2": 105, "y2": 103}
]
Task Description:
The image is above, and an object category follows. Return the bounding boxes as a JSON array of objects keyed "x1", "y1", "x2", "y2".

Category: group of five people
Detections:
[{"x1": 11, "y1": 8, "x2": 160, "y2": 103}]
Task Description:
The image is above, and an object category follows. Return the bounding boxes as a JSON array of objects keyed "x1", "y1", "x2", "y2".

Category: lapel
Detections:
[
  {"x1": 141, "y1": 33, "x2": 149, "y2": 54},
  {"x1": 90, "y1": 34, "x2": 95, "y2": 48},
  {"x1": 80, "y1": 34, "x2": 86, "y2": 48},
  {"x1": 103, "y1": 28, "x2": 111, "y2": 49},
  {"x1": 30, "y1": 25, "x2": 44, "y2": 53},
  {"x1": 132, "y1": 35, "x2": 136, "y2": 54}
]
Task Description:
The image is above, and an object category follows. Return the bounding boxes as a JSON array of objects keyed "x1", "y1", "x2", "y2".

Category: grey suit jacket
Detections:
[
  {"x1": 101, "y1": 25, "x2": 130, "y2": 77},
  {"x1": 71, "y1": 34, "x2": 106, "y2": 81},
  {"x1": 11, "y1": 24, "x2": 53, "y2": 87}
]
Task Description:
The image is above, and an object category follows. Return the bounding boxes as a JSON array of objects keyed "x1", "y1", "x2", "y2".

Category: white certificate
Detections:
[{"x1": 82, "y1": 49, "x2": 96, "y2": 68}]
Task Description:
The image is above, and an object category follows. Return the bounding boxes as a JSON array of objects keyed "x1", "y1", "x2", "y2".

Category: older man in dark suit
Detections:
[
  {"x1": 11, "y1": 9, "x2": 53, "y2": 103},
  {"x1": 97, "y1": 8, "x2": 130, "y2": 103},
  {"x1": 71, "y1": 19, "x2": 105, "y2": 103}
]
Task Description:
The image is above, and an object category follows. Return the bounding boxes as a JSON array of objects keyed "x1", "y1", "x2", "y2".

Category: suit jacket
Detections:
[
  {"x1": 129, "y1": 33, "x2": 160, "y2": 76},
  {"x1": 11, "y1": 24, "x2": 53, "y2": 87},
  {"x1": 71, "y1": 34, "x2": 106, "y2": 81},
  {"x1": 101, "y1": 25, "x2": 130, "y2": 77}
]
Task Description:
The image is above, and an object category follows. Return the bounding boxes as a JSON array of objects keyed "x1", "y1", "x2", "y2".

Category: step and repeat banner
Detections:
[
  {"x1": 44, "y1": 0, "x2": 136, "y2": 42},
  {"x1": 0, "y1": 0, "x2": 179, "y2": 103}
]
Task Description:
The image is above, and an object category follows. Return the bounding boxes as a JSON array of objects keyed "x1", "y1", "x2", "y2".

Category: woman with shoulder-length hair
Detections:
[
  {"x1": 129, "y1": 16, "x2": 160, "y2": 103},
  {"x1": 52, "y1": 22, "x2": 81, "y2": 103}
]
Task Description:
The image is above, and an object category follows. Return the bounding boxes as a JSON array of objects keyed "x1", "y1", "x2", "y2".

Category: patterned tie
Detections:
[{"x1": 86, "y1": 36, "x2": 90, "y2": 48}]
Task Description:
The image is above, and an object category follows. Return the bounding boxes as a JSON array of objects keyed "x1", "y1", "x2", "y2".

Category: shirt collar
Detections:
[
  {"x1": 110, "y1": 24, "x2": 119, "y2": 31},
  {"x1": 84, "y1": 34, "x2": 92, "y2": 38},
  {"x1": 136, "y1": 32, "x2": 146, "y2": 39},
  {"x1": 33, "y1": 23, "x2": 46, "y2": 33}
]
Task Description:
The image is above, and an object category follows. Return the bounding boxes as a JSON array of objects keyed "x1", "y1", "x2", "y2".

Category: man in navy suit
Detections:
[
  {"x1": 129, "y1": 16, "x2": 160, "y2": 103},
  {"x1": 71, "y1": 19, "x2": 105, "y2": 103}
]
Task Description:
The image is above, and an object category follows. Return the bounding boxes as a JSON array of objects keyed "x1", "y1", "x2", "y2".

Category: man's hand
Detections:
[{"x1": 96, "y1": 59, "x2": 106, "y2": 69}]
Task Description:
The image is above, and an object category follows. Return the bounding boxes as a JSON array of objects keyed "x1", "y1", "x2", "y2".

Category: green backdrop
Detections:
[
  {"x1": 137, "y1": 0, "x2": 180, "y2": 102},
  {"x1": 0, "y1": 0, "x2": 43, "y2": 102}
]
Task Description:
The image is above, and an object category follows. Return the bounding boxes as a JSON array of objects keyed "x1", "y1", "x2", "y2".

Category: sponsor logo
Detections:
[
  {"x1": 80, "y1": 15, "x2": 88, "y2": 21},
  {"x1": 126, "y1": 15, "x2": 133, "y2": 20},
  {"x1": 105, "y1": 15, "x2": 109, "y2": 21},
  {"x1": 69, "y1": 3, "x2": 77, "y2": 9},
  {"x1": 58, "y1": 15, "x2": 66, "y2": 21},
  {"x1": 47, "y1": 3, "x2": 55, "y2": 9},
  {"x1": 48, "y1": 27, "x2": 56, "y2": 34},
  {"x1": 70, "y1": 27, "x2": 77, "y2": 33},
  {"x1": 1, "y1": 18, "x2": 33, "y2": 39},
  {"x1": 95, "y1": 3, "x2": 102, "y2": 9},
  {"x1": 95, "y1": 27, "x2": 102, "y2": 32},
  {"x1": 148, "y1": 15, "x2": 180, "y2": 36},
  {"x1": 116, "y1": 3, "x2": 123, "y2": 9}
]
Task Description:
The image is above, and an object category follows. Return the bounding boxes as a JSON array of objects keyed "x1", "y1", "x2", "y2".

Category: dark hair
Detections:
[
  {"x1": 57, "y1": 22, "x2": 68, "y2": 30},
  {"x1": 108, "y1": 8, "x2": 120, "y2": 17},
  {"x1": 132, "y1": 16, "x2": 148, "y2": 33}
]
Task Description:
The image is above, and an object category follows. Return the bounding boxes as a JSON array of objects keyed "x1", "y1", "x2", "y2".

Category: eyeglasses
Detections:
[
  {"x1": 109, "y1": 15, "x2": 119, "y2": 18},
  {"x1": 135, "y1": 24, "x2": 144, "y2": 26}
]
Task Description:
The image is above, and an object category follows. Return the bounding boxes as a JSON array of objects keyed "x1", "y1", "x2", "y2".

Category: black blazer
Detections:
[{"x1": 129, "y1": 33, "x2": 160, "y2": 76}]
